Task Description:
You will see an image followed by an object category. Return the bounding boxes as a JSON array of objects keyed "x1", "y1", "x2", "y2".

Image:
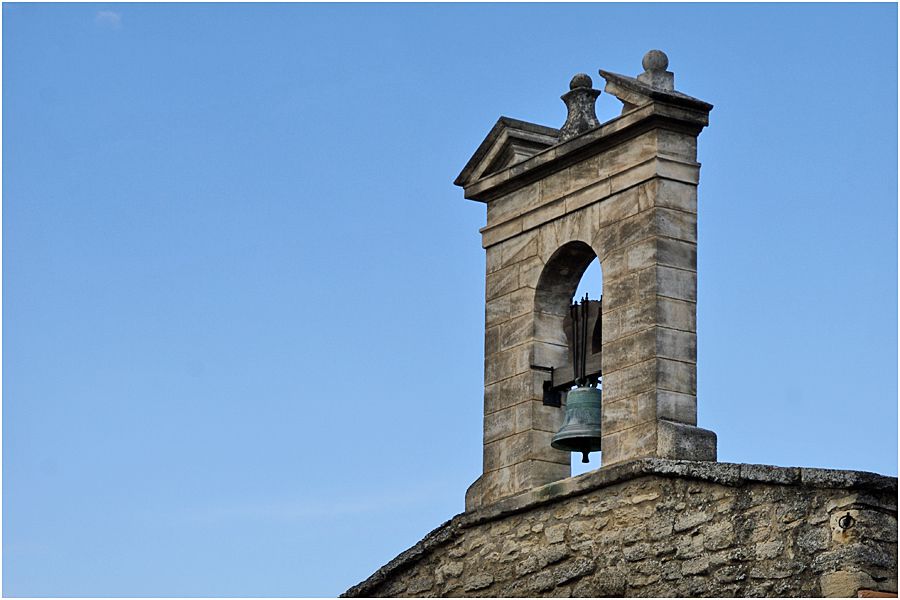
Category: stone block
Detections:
[
  {"x1": 534, "y1": 311, "x2": 568, "y2": 346},
  {"x1": 654, "y1": 178, "x2": 697, "y2": 213},
  {"x1": 484, "y1": 403, "x2": 521, "y2": 444},
  {"x1": 487, "y1": 182, "x2": 540, "y2": 227},
  {"x1": 529, "y1": 369, "x2": 552, "y2": 402},
  {"x1": 513, "y1": 401, "x2": 536, "y2": 434},
  {"x1": 656, "y1": 390, "x2": 697, "y2": 425},
  {"x1": 549, "y1": 203, "x2": 598, "y2": 249},
  {"x1": 518, "y1": 256, "x2": 544, "y2": 289},
  {"x1": 406, "y1": 575, "x2": 434, "y2": 594},
  {"x1": 485, "y1": 263, "x2": 519, "y2": 300},
  {"x1": 564, "y1": 180, "x2": 608, "y2": 214},
  {"x1": 565, "y1": 153, "x2": 605, "y2": 196},
  {"x1": 656, "y1": 157, "x2": 700, "y2": 185},
  {"x1": 597, "y1": 185, "x2": 643, "y2": 229},
  {"x1": 602, "y1": 421, "x2": 658, "y2": 465},
  {"x1": 594, "y1": 207, "x2": 655, "y2": 257},
  {"x1": 481, "y1": 216, "x2": 522, "y2": 249},
  {"x1": 820, "y1": 570, "x2": 877, "y2": 598},
  {"x1": 598, "y1": 130, "x2": 659, "y2": 179},
  {"x1": 499, "y1": 313, "x2": 533, "y2": 351},
  {"x1": 508, "y1": 287, "x2": 535, "y2": 320},
  {"x1": 484, "y1": 345, "x2": 530, "y2": 385},
  {"x1": 500, "y1": 230, "x2": 538, "y2": 267},
  {"x1": 483, "y1": 372, "x2": 533, "y2": 413},
  {"x1": 485, "y1": 294, "x2": 510, "y2": 328},
  {"x1": 602, "y1": 391, "x2": 658, "y2": 435},
  {"x1": 484, "y1": 325, "x2": 500, "y2": 357},
  {"x1": 622, "y1": 236, "x2": 660, "y2": 272},
  {"x1": 539, "y1": 169, "x2": 571, "y2": 205},
  {"x1": 600, "y1": 236, "x2": 654, "y2": 282},
  {"x1": 609, "y1": 158, "x2": 658, "y2": 196},
  {"x1": 486, "y1": 246, "x2": 502, "y2": 274},
  {"x1": 532, "y1": 400, "x2": 565, "y2": 433},
  {"x1": 533, "y1": 341, "x2": 568, "y2": 370},
  {"x1": 515, "y1": 459, "x2": 569, "y2": 497},
  {"x1": 657, "y1": 328, "x2": 696, "y2": 364},
  {"x1": 484, "y1": 431, "x2": 533, "y2": 472},
  {"x1": 657, "y1": 129, "x2": 698, "y2": 162},
  {"x1": 602, "y1": 358, "x2": 657, "y2": 401},
  {"x1": 602, "y1": 298, "x2": 656, "y2": 341},
  {"x1": 477, "y1": 464, "x2": 516, "y2": 505},
  {"x1": 464, "y1": 474, "x2": 484, "y2": 511},
  {"x1": 655, "y1": 207, "x2": 697, "y2": 244},
  {"x1": 602, "y1": 329, "x2": 658, "y2": 372},
  {"x1": 682, "y1": 556, "x2": 711, "y2": 576},
  {"x1": 656, "y1": 419, "x2": 716, "y2": 461},
  {"x1": 537, "y1": 222, "x2": 563, "y2": 264},
  {"x1": 657, "y1": 265, "x2": 697, "y2": 302},
  {"x1": 531, "y1": 429, "x2": 571, "y2": 465},
  {"x1": 462, "y1": 573, "x2": 494, "y2": 592},
  {"x1": 522, "y1": 196, "x2": 566, "y2": 233},
  {"x1": 601, "y1": 267, "x2": 656, "y2": 312},
  {"x1": 483, "y1": 384, "x2": 497, "y2": 415},
  {"x1": 658, "y1": 357, "x2": 697, "y2": 395},
  {"x1": 657, "y1": 296, "x2": 696, "y2": 333},
  {"x1": 656, "y1": 237, "x2": 697, "y2": 271}
]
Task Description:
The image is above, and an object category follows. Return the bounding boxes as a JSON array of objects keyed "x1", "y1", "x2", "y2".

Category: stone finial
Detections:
[
  {"x1": 559, "y1": 73, "x2": 601, "y2": 142},
  {"x1": 637, "y1": 49, "x2": 675, "y2": 91}
]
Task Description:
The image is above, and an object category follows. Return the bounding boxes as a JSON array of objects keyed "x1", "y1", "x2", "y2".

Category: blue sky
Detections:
[{"x1": 3, "y1": 3, "x2": 897, "y2": 597}]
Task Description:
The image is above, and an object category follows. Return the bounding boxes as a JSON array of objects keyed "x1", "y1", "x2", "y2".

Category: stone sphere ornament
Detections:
[
  {"x1": 569, "y1": 73, "x2": 593, "y2": 90},
  {"x1": 642, "y1": 49, "x2": 669, "y2": 72}
]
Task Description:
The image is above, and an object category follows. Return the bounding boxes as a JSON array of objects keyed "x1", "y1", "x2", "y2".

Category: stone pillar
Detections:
[{"x1": 455, "y1": 51, "x2": 717, "y2": 510}]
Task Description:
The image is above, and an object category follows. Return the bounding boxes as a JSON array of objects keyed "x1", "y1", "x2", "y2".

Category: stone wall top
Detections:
[{"x1": 342, "y1": 459, "x2": 896, "y2": 597}]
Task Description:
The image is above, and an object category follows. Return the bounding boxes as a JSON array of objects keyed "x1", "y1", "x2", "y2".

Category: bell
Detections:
[{"x1": 551, "y1": 385, "x2": 602, "y2": 463}]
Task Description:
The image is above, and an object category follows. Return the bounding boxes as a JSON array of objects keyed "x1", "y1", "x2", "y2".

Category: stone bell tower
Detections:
[
  {"x1": 345, "y1": 50, "x2": 897, "y2": 600},
  {"x1": 455, "y1": 50, "x2": 718, "y2": 510}
]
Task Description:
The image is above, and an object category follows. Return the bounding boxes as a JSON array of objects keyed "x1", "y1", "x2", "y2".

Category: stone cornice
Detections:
[{"x1": 459, "y1": 100, "x2": 709, "y2": 204}]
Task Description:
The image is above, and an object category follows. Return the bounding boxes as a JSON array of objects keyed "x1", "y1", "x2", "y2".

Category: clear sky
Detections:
[{"x1": 3, "y1": 2, "x2": 897, "y2": 597}]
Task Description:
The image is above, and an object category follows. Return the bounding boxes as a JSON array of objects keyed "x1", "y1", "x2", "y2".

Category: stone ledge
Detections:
[{"x1": 341, "y1": 459, "x2": 897, "y2": 597}]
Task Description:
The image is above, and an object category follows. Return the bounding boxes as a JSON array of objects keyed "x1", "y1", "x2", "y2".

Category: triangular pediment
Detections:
[{"x1": 454, "y1": 117, "x2": 559, "y2": 188}]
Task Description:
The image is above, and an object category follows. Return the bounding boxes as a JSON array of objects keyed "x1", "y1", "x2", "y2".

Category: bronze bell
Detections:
[{"x1": 551, "y1": 385, "x2": 602, "y2": 463}]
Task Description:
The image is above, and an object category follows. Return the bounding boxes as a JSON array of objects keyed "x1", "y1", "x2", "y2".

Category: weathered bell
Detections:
[{"x1": 551, "y1": 385, "x2": 602, "y2": 463}]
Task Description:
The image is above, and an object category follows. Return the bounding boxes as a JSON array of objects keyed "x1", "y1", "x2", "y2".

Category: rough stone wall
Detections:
[{"x1": 344, "y1": 460, "x2": 897, "y2": 598}]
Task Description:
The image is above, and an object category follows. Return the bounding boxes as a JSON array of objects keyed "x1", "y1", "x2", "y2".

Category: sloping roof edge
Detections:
[
  {"x1": 453, "y1": 117, "x2": 560, "y2": 188},
  {"x1": 599, "y1": 69, "x2": 714, "y2": 112},
  {"x1": 341, "y1": 458, "x2": 895, "y2": 597}
]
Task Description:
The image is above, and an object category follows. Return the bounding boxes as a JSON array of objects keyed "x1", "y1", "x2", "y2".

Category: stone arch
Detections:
[
  {"x1": 532, "y1": 240, "x2": 603, "y2": 378},
  {"x1": 535, "y1": 241, "x2": 599, "y2": 317}
]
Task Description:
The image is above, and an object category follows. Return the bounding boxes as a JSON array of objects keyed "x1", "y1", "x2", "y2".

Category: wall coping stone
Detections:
[{"x1": 342, "y1": 458, "x2": 897, "y2": 597}]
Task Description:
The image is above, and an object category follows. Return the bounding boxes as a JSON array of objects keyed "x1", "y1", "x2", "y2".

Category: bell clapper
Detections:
[{"x1": 581, "y1": 451, "x2": 590, "y2": 463}]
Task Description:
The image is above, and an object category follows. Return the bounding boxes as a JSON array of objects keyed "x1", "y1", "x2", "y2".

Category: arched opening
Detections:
[
  {"x1": 571, "y1": 258, "x2": 602, "y2": 475},
  {"x1": 574, "y1": 258, "x2": 602, "y2": 308},
  {"x1": 535, "y1": 242, "x2": 597, "y2": 317},
  {"x1": 534, "y1": 242, "x2": 604, "y2": 476}
]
